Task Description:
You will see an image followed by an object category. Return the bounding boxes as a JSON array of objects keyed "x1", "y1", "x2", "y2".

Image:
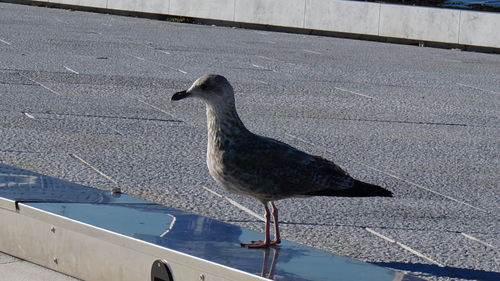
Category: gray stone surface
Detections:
[{"x1": 0, "y1": 2, "x2": 498, "y2": 281}]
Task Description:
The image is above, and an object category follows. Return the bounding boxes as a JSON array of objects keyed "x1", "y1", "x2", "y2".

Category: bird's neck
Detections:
[{"x1": 206, "y1": 102, "x2": 249, "y2": 144}]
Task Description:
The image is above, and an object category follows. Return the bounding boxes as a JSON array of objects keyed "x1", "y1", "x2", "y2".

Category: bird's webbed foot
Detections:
[{"x1": 240, "y1": 240, "x2": 280, "y2": 248}]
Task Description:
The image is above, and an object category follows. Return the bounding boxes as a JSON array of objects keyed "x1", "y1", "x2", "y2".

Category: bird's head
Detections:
[{"x1": 171, "y1": 74, "x2": 234, "y2": 106}]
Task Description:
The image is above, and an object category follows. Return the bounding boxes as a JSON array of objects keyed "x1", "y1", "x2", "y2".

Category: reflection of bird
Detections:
[{"x1": 171, "y1": 74, "x2": 393, "y2": 248}]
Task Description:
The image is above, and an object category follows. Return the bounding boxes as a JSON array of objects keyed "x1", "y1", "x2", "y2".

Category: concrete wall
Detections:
[
  {"x1": 305, "y1": 0, "x2": 380, "y2": 36},
  {"x1": 32, "y1": 0, "x2": 500, "y2": 49},
  {"x1": 234, "y1": 0, "x2": 306, "y2": 28},
  {"x1": 108, "y1": 0, "x2": 169, "y2": 14},
  {"x1": 379, "y1": 4, "x2": 461, "y2": 44},
  {"x1": 459, "y1": 10, "x2": 500, "y2": 47},
  {"x1": 170, "y1": 0, "x2": 234, "y2": 21}
]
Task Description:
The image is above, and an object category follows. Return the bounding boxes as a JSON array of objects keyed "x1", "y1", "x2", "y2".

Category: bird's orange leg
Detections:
[
  {"x1": 270, "y1": 201, "x2": 281, "y2": 245},
  {"x1": 241, "y1": 202, "x2": 272, "y2": 248}
]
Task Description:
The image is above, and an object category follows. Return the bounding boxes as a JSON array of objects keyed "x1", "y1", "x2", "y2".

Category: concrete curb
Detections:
[{"x1": 23, "y1": 0, "x2": 500, "y2": 50}]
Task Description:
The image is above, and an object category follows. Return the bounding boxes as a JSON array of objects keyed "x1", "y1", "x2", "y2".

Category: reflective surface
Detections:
[
  {"x1": 0, "y1": 163, "x2": 422, "y2": 281},
  {"x1": 0, "y1": 163, "x2": 147, "y2": 204}
]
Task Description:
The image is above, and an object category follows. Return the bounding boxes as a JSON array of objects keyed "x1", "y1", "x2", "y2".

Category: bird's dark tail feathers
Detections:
[{"x1": 306, "y1": 180, "x2": 393, "y2": 197}]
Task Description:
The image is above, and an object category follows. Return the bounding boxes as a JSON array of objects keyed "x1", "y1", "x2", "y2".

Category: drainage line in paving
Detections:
[{"x1": 69, "y1": 153, "x2": 117, "y2": 185}]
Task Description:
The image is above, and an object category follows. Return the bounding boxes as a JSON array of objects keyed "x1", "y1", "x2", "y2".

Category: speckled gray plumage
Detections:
[
  {"x1": 172, "y1": 75, "x2": 392, "y2": 204},
  {"x1": 207, "y1": 128, "x2": 354, "y2": 202},
  {"x1": 173, "y1": 75, "x2": 396, "y2": 248}
]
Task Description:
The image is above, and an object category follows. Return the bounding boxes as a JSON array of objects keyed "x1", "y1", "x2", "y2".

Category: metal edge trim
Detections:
[{"x1": 17, "y1": 203, "x2": 269, "y2": 281}]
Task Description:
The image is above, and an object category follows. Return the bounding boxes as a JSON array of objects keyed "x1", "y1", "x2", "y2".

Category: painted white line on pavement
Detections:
[
  {"x1": 303, "y1": 49, "x2": 322, "y2": 55},
  {"x1": 69, "y1": 153, "x2": 118, "y2": 184},
  {"x1": 19, "y1": 73, "x2": 61, "y2": 95},
  {"x1": 334, "y1": 87, "x2": 374, "y2": 99},
  {"x1": 0, "y1": 38, "x2": 11, "y2": 45},
  {"x1": 201, "y1": 186, "x2": 265, "y2": 222},
  {"x1": 23, "y1": 112, "x2": 35, "y2": 119},
  {"x1": 461, "y1": 232, "x2": 496, "y2": 248},
  {"x1": 63, "y1": 65, "x2": 79, "y2": 74},
  {"x1": 457, "y1": 83, "x2": 499, "y2": 95},
  {"x1": 366, "y1": 228, "x2": 445, "y2": 267}
]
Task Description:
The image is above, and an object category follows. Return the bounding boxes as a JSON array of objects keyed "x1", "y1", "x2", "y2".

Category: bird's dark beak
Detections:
[{"x1": 171, "y1": 90, "x2": 189, "y2": 101}]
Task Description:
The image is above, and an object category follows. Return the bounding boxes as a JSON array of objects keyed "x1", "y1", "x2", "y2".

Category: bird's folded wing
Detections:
[{"x1": 225, "y1": 135, "x2": 354, "y2": 197}]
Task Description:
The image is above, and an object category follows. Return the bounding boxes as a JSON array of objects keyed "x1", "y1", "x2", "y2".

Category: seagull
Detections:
[{"x1": 171, "y1": 74, "x2": 392, "y2": 248}]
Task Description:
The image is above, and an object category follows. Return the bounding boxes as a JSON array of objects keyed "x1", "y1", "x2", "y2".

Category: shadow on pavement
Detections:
[{"x1": 373, "y1": 262, "x2": 500, "y2": 281}]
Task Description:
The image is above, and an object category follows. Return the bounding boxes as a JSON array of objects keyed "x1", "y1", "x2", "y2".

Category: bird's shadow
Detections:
[{"x1": 372, "y1": 262, "x2": 500, "y2": 281}]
